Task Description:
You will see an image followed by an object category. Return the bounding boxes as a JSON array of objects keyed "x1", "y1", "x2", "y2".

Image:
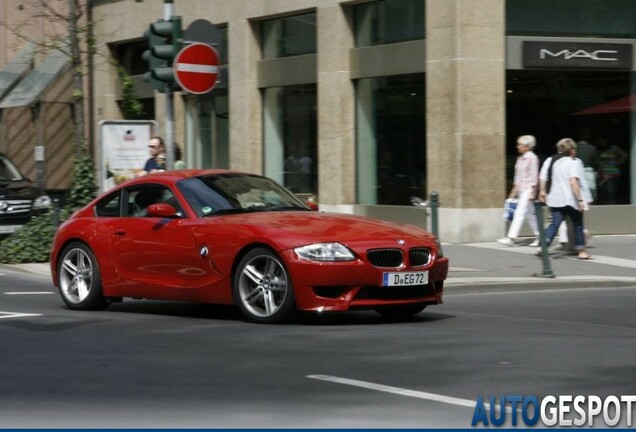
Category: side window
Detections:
[
  {"x1": 95, "y1": 192, "x2": 121, "y2": 217},
  {"x1": 125, "y1": 184, "x2": 183, "y2": 217}
]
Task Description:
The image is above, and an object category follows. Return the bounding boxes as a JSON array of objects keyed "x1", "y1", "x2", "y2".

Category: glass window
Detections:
[
  {"x1": 95, "y1": 192, "x2": 121, "y2": 217},
  {"x1": 506, "y1": 70, "x2": 633, "y2": 205},
  {"x1": 196, "y1": 92, "x2": 229, "y2": 169},
  {"x1": 506, "y1": 0, "x2": 636, "y2": 38},
  {"x1": 125, "y1": 185, "x2": 182, "y2": 217},
  {"x1": 109, "y1": 41, "x2": 148, "y2": 76},
  {"x1": 356, "y1": 74, "x2": 426, "y2": 205},
  {"x1": 354, "y1": 0, "x2": 425, "y2": 47},
  {"x1": 263, "y1": 84, "x2": 317, "y2": 196},
  {"x1": 177, "y1": 173, "x2": 309, "y2": 217},
  {"x1": 217, "y1": 27, "x2": 229, "y2": 65},
  {"x1": 262, "y1": 13, "x2": 316, "y2": 59},
  {"x1": 0, "y1": 154, "x2": 24, "y2": 180}
]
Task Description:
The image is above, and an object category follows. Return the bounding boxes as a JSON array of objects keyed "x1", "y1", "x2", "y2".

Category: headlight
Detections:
[
  {"x1": 294, "y1": 243, "x2": 355, "y2": 262},
  {"x1": 435, "y1": 238, "x2": 444, "y2": 258},
  {"x1": 33, "y1": 195, "x2": 52, "y2": 210}
]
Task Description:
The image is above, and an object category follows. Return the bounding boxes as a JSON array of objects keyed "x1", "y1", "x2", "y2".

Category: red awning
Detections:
[{"x1": 573, "y1": 95, "x2": 636, "y2": 116}]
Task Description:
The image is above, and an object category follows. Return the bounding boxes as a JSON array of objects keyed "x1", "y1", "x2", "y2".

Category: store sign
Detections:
[{"x1": 523, "y1": 41, "x2": 632, "y2": 70}]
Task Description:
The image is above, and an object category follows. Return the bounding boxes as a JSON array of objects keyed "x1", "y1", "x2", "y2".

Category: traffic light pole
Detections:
[{"x1": 164, "y1": 0, "x2": 175, "y2": 170}]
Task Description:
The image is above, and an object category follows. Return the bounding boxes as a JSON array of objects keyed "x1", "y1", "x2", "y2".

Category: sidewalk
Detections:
[
  {"x1": 3, "y1": 235, "x2": 636, "y2": 291},
  {"x1": 444, "y1": 235, "x2": 636, "y2": 292}
]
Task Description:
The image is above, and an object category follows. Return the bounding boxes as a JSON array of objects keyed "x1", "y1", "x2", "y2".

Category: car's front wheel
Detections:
[
  {"x1": 375, "y1": 303, "x2": 426, "y2": 320},
  {"x1": 58, "y1": 242, "x2": 108, "y2": 310},
  {"x1": 233, "y1": 248, "x2": 295, "y2": 324}
]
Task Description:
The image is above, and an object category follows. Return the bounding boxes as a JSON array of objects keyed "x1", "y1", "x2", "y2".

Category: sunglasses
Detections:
[{"x1": 148, "y1": 145, "x2": 158, "y2": 149}]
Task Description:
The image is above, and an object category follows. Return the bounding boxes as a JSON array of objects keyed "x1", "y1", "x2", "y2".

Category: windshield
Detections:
[
  {"x1": 0, "y1": 155, "x2": 24, "y2": 181},
  {"x1": 177, "y1": 173, "x2": 311, "y2": 217}
]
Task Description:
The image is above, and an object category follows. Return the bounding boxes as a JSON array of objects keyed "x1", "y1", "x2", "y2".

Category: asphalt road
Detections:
[{"x1": 1, "y1": 266, "x2": 635, "y2": 428}]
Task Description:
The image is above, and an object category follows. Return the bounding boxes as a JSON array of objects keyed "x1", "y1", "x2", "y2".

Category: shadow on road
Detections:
[{"x1": 104, "y1": 301, "x2": 456, "y2": 326}]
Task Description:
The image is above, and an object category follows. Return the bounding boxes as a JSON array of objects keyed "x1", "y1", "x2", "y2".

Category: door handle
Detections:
[{"x1": 114, "y1": 229, "x2": 126, "y2": 237}]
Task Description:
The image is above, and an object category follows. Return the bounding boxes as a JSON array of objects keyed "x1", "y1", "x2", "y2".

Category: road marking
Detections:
[
  {"x1": 4, "y1": 292, "x2": 55, "y2": 295},
  {"x1": 307, "y1": 374, "x2": 508, "y2": 412},
  {"x1": 0, "y1": 311, "x2": 42, "y2": 319}
]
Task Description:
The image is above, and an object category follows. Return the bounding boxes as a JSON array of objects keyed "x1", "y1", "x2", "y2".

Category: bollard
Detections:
[
  {"x1": 533, "y1": 200, "x2": 555, "y2": 278},
  {"x1": 430, "y1": 191, "x2": 439, "y2": 239},
  {"x1": 53, "y1": 198, "x2": 60, "y2": 228}
]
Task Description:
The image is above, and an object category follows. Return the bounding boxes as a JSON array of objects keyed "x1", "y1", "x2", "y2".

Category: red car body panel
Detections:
[{"x1": 50, "y1": 170, "x2": 448, "y2": 313}]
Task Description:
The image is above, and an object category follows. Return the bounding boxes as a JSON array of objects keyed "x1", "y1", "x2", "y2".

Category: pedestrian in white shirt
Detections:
[
  {"x1": 557, "y1": 144, "x2": 593, "y2": 248},
  {"x1": 498, "y1": 135, "x2": 540, "y2": 247},
  {"x1": 538, "y1": 138, "x2": 591, "y2": 260}
]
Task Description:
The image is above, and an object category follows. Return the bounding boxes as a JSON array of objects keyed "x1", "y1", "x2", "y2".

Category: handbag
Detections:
[{"x1": 503, "y1": 198, "x2": 518, "y2": 222}]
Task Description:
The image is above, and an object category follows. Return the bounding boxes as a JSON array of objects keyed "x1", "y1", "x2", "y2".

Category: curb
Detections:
[
  {"x1": 446, "y1": 276, "x2": 636, "y2": 295},
  {"x1": 0, "y1": 263, "x2": 51, "y2": 278}
]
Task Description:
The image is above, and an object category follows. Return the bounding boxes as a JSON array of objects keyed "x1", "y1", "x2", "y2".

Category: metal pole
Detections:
[
  {"x1": 534, "y1": 200, "x2": 555, "y2": 278},
  {"x1": 430, "y1": 191, "x2": 439, "y2": 239},
  {"x1": 165, "y1": 86, "x2": 175, "y2": 170},
  {"x1": 53, "y1": 197, "x2": 60, "y2": 227},
  {"x1": 164, "y1": 0, "x2": 175, "y2": 170}
]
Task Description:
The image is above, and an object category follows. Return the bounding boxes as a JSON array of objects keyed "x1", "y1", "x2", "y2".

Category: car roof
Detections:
[{"x1": 109, "y1": 169, "x2": 259, "y2": 190}]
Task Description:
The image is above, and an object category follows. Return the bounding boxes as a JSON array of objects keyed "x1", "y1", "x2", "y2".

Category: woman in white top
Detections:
[
  {"x1": 538, "y1": 138, "x2": 591, "y2": 260},
  {"x1": 557, "y1": 144, "x2": 593, "y2": 247},
  {"x1": 498, "y1": 135, "x2": 540, "y2": 247}
]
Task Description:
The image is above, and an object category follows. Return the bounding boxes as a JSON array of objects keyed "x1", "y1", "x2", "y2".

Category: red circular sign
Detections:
[{"x1": 173, "y1": 43, "x2": 220, "y2": 94}]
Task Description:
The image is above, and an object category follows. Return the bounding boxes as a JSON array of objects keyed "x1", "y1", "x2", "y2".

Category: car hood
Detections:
[
  {"x1": 0, "y1": 180, "x2": 39, "y2": 199},
  {"x1": 204, "y1": 211, "x2": 436, "y2": 250}
]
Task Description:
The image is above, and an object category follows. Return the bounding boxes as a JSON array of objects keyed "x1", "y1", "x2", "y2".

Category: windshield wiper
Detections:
[
  {"x1": 271, "y1": 206, "x2": 312, "y2": 211},
  {"x1": 204, "y1": 208, "x2": 250, "y2": 216}
]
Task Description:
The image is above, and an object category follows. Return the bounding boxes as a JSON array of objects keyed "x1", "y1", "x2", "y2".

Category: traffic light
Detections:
[{"x1": 142, "y1": 16, "x2": 182, "y2": 91}]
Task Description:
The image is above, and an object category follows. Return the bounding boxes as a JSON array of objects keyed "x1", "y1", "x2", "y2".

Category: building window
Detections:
[
  {"x1": 356, "y1": 74, "x2": 426, "y2": 205},
  {"x1": 191, "y1": 93, "x2": 229, "y2": 170},
  {"x1": 507, "y1": 70, "x2": 633, "y2": 205},
  {"x1": 216, "y1": 26, "x2": 229, "y2": 65},
  {"x1": 507, "y1": 0, "x2": 636, "y2": 38},
  {"x1": 354, "y1": 0, "x2": 425, "y2": 47},
  {"x1": 109, "y1": 40, "x2": 148, "y2": 76},
  {"x1": 506, "y1": 0, "x2": 635, "y2": 204},
  {"x1": 263, "y1": 85, "x2": 317, "y2": 196},
  {"x1": 262, "y1": 13, "x2": 316, "y2": 59}
]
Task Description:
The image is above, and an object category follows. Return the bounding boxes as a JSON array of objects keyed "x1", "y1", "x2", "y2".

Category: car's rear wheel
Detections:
[
  {"x1": 233, "y1": 248, "x2": 295, "y2": 324},
  {"x1": 375, "y1": 303, "x2": 426, "y2": 319},
  {"x1": 58, "y1": 242, "x2": 108, "y2": 310}
]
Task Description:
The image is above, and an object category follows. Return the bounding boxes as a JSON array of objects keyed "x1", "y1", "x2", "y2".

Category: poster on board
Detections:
[{"x1": 99, "y1": 120, "x2": 157, "y2": 192}]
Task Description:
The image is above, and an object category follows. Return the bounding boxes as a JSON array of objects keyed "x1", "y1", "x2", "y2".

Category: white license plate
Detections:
[{"x1": 382, "y1": 271, "x2": 428, "y2": 286}]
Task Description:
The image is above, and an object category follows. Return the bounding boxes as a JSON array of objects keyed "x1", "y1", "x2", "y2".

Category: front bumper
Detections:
[{"x1": 282, "y1": 249, "x2": 449, "y2": 312}]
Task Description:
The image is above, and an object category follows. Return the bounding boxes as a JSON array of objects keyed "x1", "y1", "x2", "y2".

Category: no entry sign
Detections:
[{"x1": 173, "y1": 43, "x2": 220, "y2": 94}]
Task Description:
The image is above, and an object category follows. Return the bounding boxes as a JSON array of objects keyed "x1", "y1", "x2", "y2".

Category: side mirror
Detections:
[
  {"x1": 146, "y1": 203, "x2": 180, "y2": 218},
  {"x1": 306, "y1": 201, "x2": 319, "y2": 211}
]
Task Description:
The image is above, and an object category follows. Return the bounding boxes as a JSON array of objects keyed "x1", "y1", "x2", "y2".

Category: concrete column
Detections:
[
  {"x1": 316, "y1": 4, "x2": 355, "y2": 204},
  {"x1": 426, "y1": 0, "x2": 506, "y2": 242},
  {"x1": 228, "y1": 18, "x2": 262, "y2": 174}
]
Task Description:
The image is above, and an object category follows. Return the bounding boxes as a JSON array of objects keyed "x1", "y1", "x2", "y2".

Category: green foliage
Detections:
[
  {"x1": 115, "y1": 63, "x2": 145, "y2": 119},
  {"x1": 66, "y1": 151, "x2": 98, "y2": 209},
  {"x1": 0, "y1": 211, "x2": 56, "y2": 263},
  {"x1": 0, "y1": 152, "x2": 98, "y2": 264}
]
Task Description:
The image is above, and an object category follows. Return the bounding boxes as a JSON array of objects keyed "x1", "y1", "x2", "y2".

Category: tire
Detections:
[
  {"x1": 57, "y1": 242, "x2": 109, "y2": 310},
  {"x1": 233, "y1": 248, "x2": 295, "y2": 324},
  {"x1": 375, "y1": 303, "x2": 427, "y2": 320}
]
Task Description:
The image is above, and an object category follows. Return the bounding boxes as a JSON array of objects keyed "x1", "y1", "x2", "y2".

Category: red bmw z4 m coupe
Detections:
[{"x1": 50, "y1": 170, "x2": 448, "y2": 323}]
